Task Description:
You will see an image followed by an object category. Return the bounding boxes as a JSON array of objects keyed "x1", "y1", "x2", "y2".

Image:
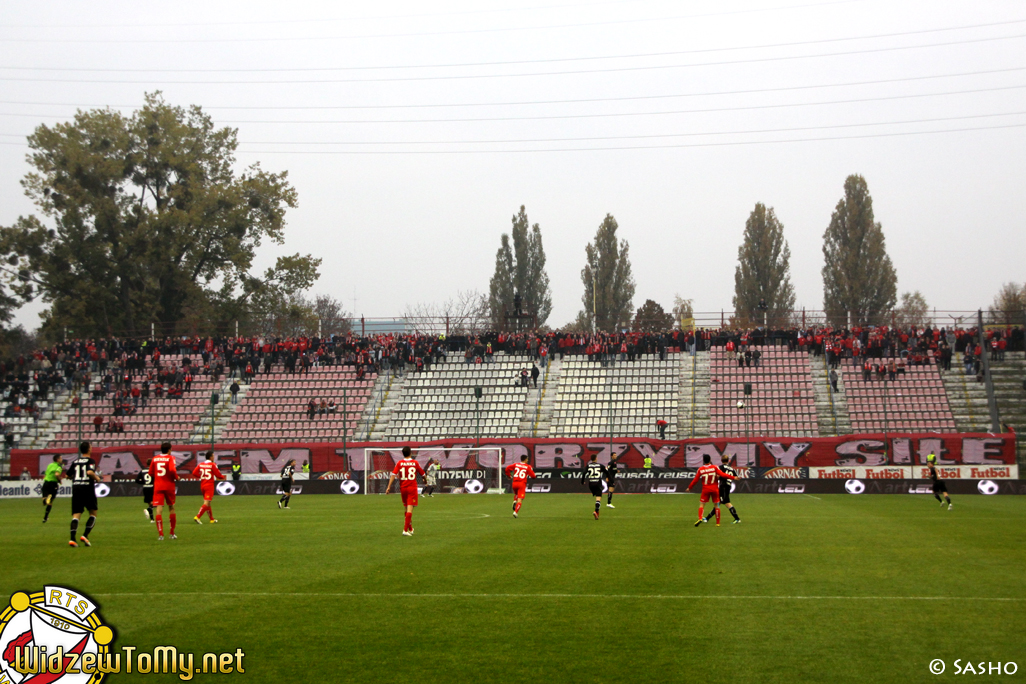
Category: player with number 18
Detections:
[{"x1": 385, "y1": 446, "x2": 425, "y2": 536}]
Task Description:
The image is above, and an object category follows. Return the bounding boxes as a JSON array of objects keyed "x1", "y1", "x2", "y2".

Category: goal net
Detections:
[{"x1": 362, "y1": 447, "x2": 506, "y2": 495}]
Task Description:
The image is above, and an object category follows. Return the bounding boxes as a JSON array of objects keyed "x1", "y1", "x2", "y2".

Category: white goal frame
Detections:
[{"x1": 362, "y1": 446, "x2": 507, "y2": 494}]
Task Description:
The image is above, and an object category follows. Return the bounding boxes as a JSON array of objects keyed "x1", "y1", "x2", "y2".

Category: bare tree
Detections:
[
  {"x1": 894, "y1": 291, "x2": 929, "y2": 329},
  {"x1": 312, "y1": 294, "x2": 352, "y2": 335},
  {"x1": 987, "y1": 282, "x2": 1026, "y2": 325},
  {"x1": 672, "y1": 294, "x2": 694, "y2": 327},
  {"x1": 404, "y1": 289, "x2": 488, "y2": 335}
]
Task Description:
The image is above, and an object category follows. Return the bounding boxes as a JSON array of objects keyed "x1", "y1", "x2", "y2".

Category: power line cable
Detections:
[
  {"x1": 230, "y1": 122, "x2": 1026, "y2": 153},
  {"x1": 0, "y1": 1, "x2": 875, "y2": 42},
  {"x1": 6, "y1": 83, "x2": 1020, "y2": 125},
  {"x1": 0, "y1": 0, "x2": 866, "y2": 31},
  {"x1": 1, "y1": 33, "x2": 1020, "y2": 85},
  {"x1": 1, "y1": 18, "x2": 1021, "y2": 72},
  {"x1": 232, "y1": 110, "x2": 1026, "y2": 144},
  {"x1": 3, "y1": 112, "x2": 1022, "y2": 149},
  {"x1": 0, "y1": 66, "x2": 1022, "y2": 111}
]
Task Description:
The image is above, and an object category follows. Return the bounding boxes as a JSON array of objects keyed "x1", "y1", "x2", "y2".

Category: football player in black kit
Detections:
[
  {"x1": 605, "y1": 454, "x2": 618, "y2": 508},
  {"x1": 703, "y1": 455, "x2": 741, "y2": 525},
  {"x1": 136, "y1": 457, "x2": 156, "y2": 522},
  {"x1": 278, "y1": 459, "x2": 296, "y2": 509},
  {"x1": 581, "y1": 453, "x2": 607, "y2": 519},
  {"x1": 68, "y1": 442, "x2": 101, "y2": 547}
]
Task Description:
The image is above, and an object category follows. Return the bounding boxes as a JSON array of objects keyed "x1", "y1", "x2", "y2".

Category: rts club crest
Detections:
[{"x1": 0, "y1": 587, "x2": 114, "y2": 683}]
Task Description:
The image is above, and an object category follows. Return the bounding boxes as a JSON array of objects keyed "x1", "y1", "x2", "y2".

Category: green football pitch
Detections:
[{"x1": 1, "y1": 492, "x2": 1024, "y2": 683}]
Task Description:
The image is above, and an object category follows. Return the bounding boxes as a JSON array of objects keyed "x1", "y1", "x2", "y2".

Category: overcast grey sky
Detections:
[{"x1": 1, "y1": 0, "x2": 1024, "y2": 330}]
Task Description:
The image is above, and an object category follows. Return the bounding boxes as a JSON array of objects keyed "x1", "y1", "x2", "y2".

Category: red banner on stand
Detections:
[{"x1": 10, "y1": 432, "x2": 1016, "y2": 479}]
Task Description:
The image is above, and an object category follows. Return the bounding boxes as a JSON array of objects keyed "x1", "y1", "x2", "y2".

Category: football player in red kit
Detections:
[
  {"x1": 687, "y1": 454, "x2": 736, "y2": 527},
  {"x1": 504, "y1": 454, "x2": 536, "y2": 518},
  {"x1": 192, "y1": 451, "x2": 225, "y2": 524},
  {"x1": 149, "y1": 442, "x2": 179, "y2": 540},
  {"x1": 385, "y1": 446, "x2": 425, "y2": 536}
]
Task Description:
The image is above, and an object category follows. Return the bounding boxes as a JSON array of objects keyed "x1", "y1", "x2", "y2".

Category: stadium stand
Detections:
[
  {"x1": 384, "y1": 354, "x2": 531, "y2": 440},
  {"x1": 550, "y1": 354, "x2": 679, "y2": 438},
  {"x1": 839, "y1": 356, "x2": 956, "y2": 432},
  {"x1": 708, "y1": 346, "x2": 818, "y2": 438},
  {"x1": 3, "y1": 324, "x2": 1021, "y2": 464},
  {"x1": 48, "y1": 355, "x2": 219, "y2": 448},
  {"x1": 220, "y1": 365, "x2": 374, "y2": 443}
]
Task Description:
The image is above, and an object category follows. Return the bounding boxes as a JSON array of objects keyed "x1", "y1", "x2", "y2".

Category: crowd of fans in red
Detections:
[{"x1": 0, "y1": 322, "x2": 1019, "y2": 444}]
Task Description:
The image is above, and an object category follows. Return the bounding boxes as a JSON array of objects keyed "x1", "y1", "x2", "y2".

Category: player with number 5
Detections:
[
  {"x1": 386, "y1": 446, "x2": 425, "y2": 536},
  {"x1": 149, "y1": 442, "x2": 179, "y2": 540}
]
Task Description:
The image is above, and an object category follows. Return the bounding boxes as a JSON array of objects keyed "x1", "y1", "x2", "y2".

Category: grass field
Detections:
[{"x1": 1, "y1": 492, "x2": 1024, "y2": 683}]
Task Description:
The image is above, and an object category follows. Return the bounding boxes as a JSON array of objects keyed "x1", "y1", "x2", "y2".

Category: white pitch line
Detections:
[
  {"x1": 804, "y1": 494, "x2": 822, "y2": 500},
  {"x1": 93, "y1": 592, "x2": 1026, "y2": 602}
]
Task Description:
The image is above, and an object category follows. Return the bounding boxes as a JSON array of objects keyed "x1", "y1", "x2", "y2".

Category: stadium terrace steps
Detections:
[
  {"x1": 839, "y1": 356, "x2": 955, "y2": 434},
  {"x1": 550, "y1": 354, "x2": 679, "y2": 439},
  {"x1": 17, "y1": 386, "x2": 74, "y2": 450},
  {"x1": 708, "y1": 347, "x2": 819, "y2": 438},
  {"x1": 522, "y1": 357, "x2": 561, "y2": 437},
  {"x1": 189, "y1": 377, "x2": 249, "y2": 445},
  {"x1": 369, "y1": 371, "x2": 406, "y2": 441},
  {"x1": 679, "y1": 351, "x2": 710, "y2": 438},
  {"x1": 940, "y1": 353, "x2": 991, "y2": 434},
  {"x1": 220, "y1": 365, "x2": 375, "y2": 444},
  {"x1": 987, "y1": 350, "x2": 1026, "y2": 463},
  {"x1": 383, "y1": 354, "x2": 532, "y2": 441},
  {"x1": 357, "y1": 371, "x2": 393, "y2": 441},
  {"x1": 809, "y1": 354, "x2": 851, "y2": 437}
]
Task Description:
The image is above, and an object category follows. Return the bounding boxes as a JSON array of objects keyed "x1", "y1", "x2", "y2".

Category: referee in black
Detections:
[
  {"x1": 581, "y1": 453, "x2": 607, "y2": 519},
  {"x1": 703, "y1": 455, "x2": 741, "y2": 524}
]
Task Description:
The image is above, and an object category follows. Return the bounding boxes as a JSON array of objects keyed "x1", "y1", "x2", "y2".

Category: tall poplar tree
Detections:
[
  {"x1": 488, "y1": 234, "x2": 516, "y2": 329},
  {"x1": 579, "y1": 214, "x2": 635, "y2": 332},
  {"x1": 822, "y1": 175, "x2": 898, "y2": 327},
  {"x1": 733, "y1": 203, "x2": 796, "y2": 327},
  {"x1": 487, "y1": 206, "x2": 552, "y2": 329}
]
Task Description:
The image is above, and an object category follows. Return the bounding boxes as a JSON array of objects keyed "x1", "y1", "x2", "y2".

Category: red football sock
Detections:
[
  {"x1": 169, "y1": 513, "x2": 177, "y2": 535},
  {"x1": 514, "y1": 501, "x2": 521, "y2": 513},
  {"x1": 207, "y1": 506, "x2": 215, "y2": 521},
  {"x1": 697, "y1": 505, "x2": 704, "y2": 520},
  {"x1": 156, "y1": 515, "x2": 164, "y2": 536},
  {"x1": 715, "y1": 508, "x2": 721, "y2": 524},
  {"x1": 404, "y1": 512, "x2": 412, "y2": 531},
  {"x1": 196, "y1": 505, "x2": 207, "y2": 518}
]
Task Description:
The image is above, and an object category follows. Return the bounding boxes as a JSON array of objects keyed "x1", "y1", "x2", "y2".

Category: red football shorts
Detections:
[
  {"x1": 512, "y1": 481, "x2": 526, "y2": 499},
  {"x1": 200, "y1": 484, "x2": 215, "y2": 500},
  {"x1": 699, "y1": 489, "x2": 720, "y2": 503},
  {"x1": 400, "y1": 487, "x2": 418, "y2": 507},
  {"x1": 153, "y1": 488, "x2": 176, "y2": 506}
]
